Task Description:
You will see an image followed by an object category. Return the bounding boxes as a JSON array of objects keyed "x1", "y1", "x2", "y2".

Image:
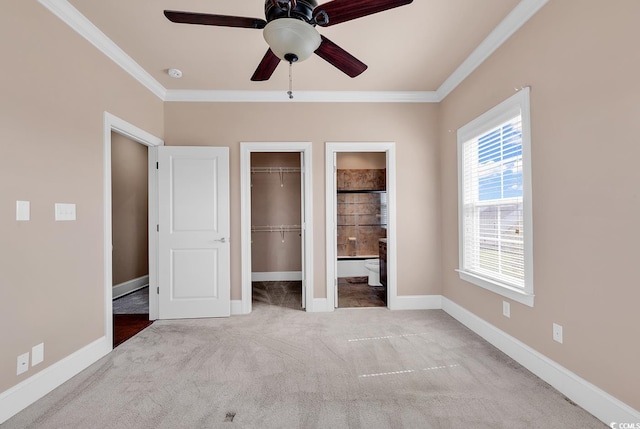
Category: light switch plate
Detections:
[
  {"x1": 32, "y1": 343, "x2": 44, "y2": 366},
  {"x1": 16, "y1": 201, "x2": 30, "y2": 221},
  {"x1": 55, "y1": 203, "x2": 76, "y2": 221}
]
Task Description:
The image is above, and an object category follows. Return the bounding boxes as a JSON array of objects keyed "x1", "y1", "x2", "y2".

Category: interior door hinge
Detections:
[
  {"x1": 157, "y1": 286, "x2": 159, "y2": 294},
  {"x1": 156, "y1": 162, "x2": 159, "y2": 169},
  {"x1": 157, "y1": 224, "x2": 159, "y2": 232}
]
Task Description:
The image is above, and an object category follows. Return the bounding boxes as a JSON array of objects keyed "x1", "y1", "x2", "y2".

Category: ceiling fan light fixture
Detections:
[{"x1": 263, "y1": 18, "x2": 321, "y2": 63}]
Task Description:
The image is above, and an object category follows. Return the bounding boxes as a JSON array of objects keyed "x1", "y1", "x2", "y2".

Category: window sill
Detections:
[{"x1": 456, "y1": 269, "x2": 534, "y2": 307}]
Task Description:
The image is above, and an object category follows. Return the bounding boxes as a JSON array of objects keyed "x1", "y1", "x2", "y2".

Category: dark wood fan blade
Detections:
[
  {"x1": 251, "y1": 49, "x2": 282, "y2": 81},
  {"x1": 164, "y1": 10, "x2": 267, "y2": 29},
  {"x1": 314, "y1": 36, "x2": 367, "y2": 78},
  {"x1": 313, "y1": 0, "x2": 413, "y2": 27}
]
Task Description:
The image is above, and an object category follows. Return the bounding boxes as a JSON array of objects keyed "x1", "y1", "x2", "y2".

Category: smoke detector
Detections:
[{"x1": 167, "y1": 68, "x2": 183, "y2": 79}]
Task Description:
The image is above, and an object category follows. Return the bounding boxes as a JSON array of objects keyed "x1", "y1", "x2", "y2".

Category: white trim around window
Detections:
[{"x1": 457, "y1": 88, "x2": 534, "y2": 307}]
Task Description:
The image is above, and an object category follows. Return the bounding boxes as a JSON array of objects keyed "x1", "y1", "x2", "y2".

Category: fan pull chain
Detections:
[{"x1": 288, "y1": 62, "x2": 294, "y2": 99}]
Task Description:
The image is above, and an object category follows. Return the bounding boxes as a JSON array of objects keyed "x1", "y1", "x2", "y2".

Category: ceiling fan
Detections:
[{"x1": 164, "y1": 0, "x2": 414, "y2": 82}]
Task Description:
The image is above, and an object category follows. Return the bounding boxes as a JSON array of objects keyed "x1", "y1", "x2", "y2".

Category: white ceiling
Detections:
[{"x1": 42, "y1": 0, "x2": 547, "y2": 101}]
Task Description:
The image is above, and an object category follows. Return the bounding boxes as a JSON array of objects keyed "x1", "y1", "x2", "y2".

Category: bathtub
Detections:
[{"x1": 337, "y1": 256, "x2": 378, "y2": 278}]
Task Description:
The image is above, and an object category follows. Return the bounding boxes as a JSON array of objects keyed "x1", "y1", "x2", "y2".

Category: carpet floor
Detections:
[{"x1": 4, "y1": 302, "x2": 605, "y2": 428}]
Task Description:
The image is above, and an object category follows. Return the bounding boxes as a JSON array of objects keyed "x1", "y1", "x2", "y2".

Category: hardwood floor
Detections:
[
  {"x1": 113, "y1": 287, "x2": 152, "y2": 347},
  {"x1": 113, "y1": 314, "x2": 153, "y2": 347}
]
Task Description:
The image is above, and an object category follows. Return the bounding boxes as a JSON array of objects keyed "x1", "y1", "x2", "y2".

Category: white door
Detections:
[{"x1": 158, "y1": 147, "x2": 230, "y2": 319}]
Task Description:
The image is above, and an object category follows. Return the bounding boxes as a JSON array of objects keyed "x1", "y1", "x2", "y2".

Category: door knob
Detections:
[{"x1": 214, "y1": 237, "x2": 227, "y2": 243}]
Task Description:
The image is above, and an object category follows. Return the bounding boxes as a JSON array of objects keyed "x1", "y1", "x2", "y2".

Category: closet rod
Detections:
[
  {"x1": 251, "y1": 224, "x2": 302, "y2": 232},
  {"x1": 251, "y1": 167, "x2": 301, "y2": 174}
]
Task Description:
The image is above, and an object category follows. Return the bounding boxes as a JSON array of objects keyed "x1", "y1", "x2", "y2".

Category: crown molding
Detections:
[
  {"x1": 37, "y1": 0, "x2": 166, "y2": 100},
  {"x1": 39, "y1": 0, "x2": 549, "y2": 104},
  {"x1": 436, "y1": 0, "x2": 549, "y2": 101},
  {"x1": 164, "y1": 90, "x2": 439, "y2": 103}
]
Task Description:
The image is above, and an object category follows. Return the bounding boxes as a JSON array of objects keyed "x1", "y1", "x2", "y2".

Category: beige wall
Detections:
[
  {"x1": 439, "y1": 0, "x2": 640, "y2": 410},
  {"x1": 251, "y1": 153, "x2": 302, "y2": 273},
  {"x1": 164, "y1": 102, "x2": 442, "y2": 300},
  {"x1": 111, "y1": 133, "x2": 149, "y2": 286},
  {"x1": 0, "y1": 1, "x2": 163, "y2": 393}
]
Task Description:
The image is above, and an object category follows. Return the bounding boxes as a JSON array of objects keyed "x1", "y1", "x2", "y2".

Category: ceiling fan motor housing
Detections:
[{"x1": 265, "y1": 0, "x2": 318, "y2": 24}]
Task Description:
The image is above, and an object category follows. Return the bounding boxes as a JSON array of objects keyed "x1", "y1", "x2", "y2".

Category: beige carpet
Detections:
[{"x1": 4, "y1": 302, "x2": 605, "y2": 428}]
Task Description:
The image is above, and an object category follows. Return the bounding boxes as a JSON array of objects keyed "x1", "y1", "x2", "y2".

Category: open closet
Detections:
[{"x1": 250, "y1": 152, "x2": 304, "y2": 310}]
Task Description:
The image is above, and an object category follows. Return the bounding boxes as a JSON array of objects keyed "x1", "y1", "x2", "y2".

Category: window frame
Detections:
[{"x1": 456, "y1": 88, "x2": 534, "y2": 307}]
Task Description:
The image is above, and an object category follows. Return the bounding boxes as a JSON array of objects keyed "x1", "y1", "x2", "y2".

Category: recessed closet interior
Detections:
[{"x1": 250, "y1": 152, "x2": 304, "y2": 310}]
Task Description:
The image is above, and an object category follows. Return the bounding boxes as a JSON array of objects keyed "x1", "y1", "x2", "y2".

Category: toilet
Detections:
[{"x1": 364, "y1": 259, "x2": 382, "y2": 286}]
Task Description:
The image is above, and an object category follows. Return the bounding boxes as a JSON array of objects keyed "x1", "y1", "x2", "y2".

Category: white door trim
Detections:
[
  {"x1": 240, "y1": 142, "x2": 314, "y2": 314},
  {"x1": 325, "y1": 142, "x2": 398, "y2": 310},
  {"x1": 103, "y1": 112, "x2": 163, "y2": 347}
]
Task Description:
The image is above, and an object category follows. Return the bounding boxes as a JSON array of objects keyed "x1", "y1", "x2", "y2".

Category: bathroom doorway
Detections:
[{"x1": 326, "y1": 143, "x2": 397, "y2": 310}]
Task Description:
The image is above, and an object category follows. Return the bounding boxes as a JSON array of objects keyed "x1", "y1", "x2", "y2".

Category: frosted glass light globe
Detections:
[{"x1": 263, "y1": 18, "x2": 321, "y2": 62}]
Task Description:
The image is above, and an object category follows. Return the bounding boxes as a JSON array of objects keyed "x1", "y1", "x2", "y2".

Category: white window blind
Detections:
[
  {"x1": 461, "y1": 115, "x2": 524, "y2": 288},
  {"x1": 457, "y1": 88, "x2": 533, "y2": 306}
]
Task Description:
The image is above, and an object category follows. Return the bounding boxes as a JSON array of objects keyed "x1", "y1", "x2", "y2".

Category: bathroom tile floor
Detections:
[{"x1": 338, "y1": 277, "x2": 386, "y2": 308}]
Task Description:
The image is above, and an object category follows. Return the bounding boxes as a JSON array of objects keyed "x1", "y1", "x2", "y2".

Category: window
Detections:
[{"x1": 457, "y1": 88, "x2": 533, "y2": 306}]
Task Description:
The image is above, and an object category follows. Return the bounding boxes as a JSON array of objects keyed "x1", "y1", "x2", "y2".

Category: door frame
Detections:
[
  {"x1": 240, "y1": 142, "x2": 314, "y2": 314},
  {"x1": 103, "y1": 112, "x2": 163, "y2": 348},
  {"x1": 325, "y1": 142, "x2": 398, "y2": 310}
]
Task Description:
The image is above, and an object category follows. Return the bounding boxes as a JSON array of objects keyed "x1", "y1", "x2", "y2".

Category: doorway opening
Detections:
[
  {"x1": 250, "y1": 152, "x2": 304, "y2": 311},
  {"x1": 326, "y1": 143, "x2": 397, "y2": 310},
  {"x1": 335, "y1": 151, "x2": 387, "y2": 308},
  {"x1": 241, "y1": 143, "x2": 314, "y2": 314},
  {"x1": 111, "y1": 131, "x2": 152, "y2": 346},
  {"x1": 103, "y1": 112, "x2": 163, "y2": 349}
]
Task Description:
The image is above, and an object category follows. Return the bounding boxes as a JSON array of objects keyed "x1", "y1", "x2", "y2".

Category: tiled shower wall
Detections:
[
  {"x1": 337, "y1": 169, "x2": 386, "y2": 191},
  {"x1": 337, "y1": 169, "x2": 387, "y2": 257}
]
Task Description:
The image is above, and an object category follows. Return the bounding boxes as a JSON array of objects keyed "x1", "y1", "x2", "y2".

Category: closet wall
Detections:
[{"x1": 251, "y1": 153, "x2": 302, "y2": 278}]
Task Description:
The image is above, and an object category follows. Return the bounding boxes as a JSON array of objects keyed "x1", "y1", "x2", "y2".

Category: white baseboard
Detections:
[
  {"x1": 441, "y1": 297, "x2": 640, "y2": 425},
  {"x1": 0, "y1": 336, "x2": 111, "y2": 424},
  {"x1": 391, "y1": 295, "x2": 443, "y2": 310},
  {"x1": 230, "y1": 300, "x2": 243, "y2": 315},
  {"x1": 309, "y1": 298, "x2": 330, "y2": 312},
  {"x1": 112, "y1": 275, "x2": 149, "y2": 299},
  {"x1": 251, "y1": 271, "x2": 303, "y2": 282}
]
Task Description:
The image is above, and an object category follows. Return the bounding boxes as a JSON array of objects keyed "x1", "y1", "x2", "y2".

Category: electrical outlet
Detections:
[
  {"x1": 553, "y1": 323, "x2": 563, "y2": 344},
  {"x1": 502, "y1": 301, "x2": 511, "y2": 318},
  {"x1": 32, "y1": 343, "x2": 44, "y2": 366},
  {"x1": 17, "y1": 353, "x2": 29, "y2": 375}
]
